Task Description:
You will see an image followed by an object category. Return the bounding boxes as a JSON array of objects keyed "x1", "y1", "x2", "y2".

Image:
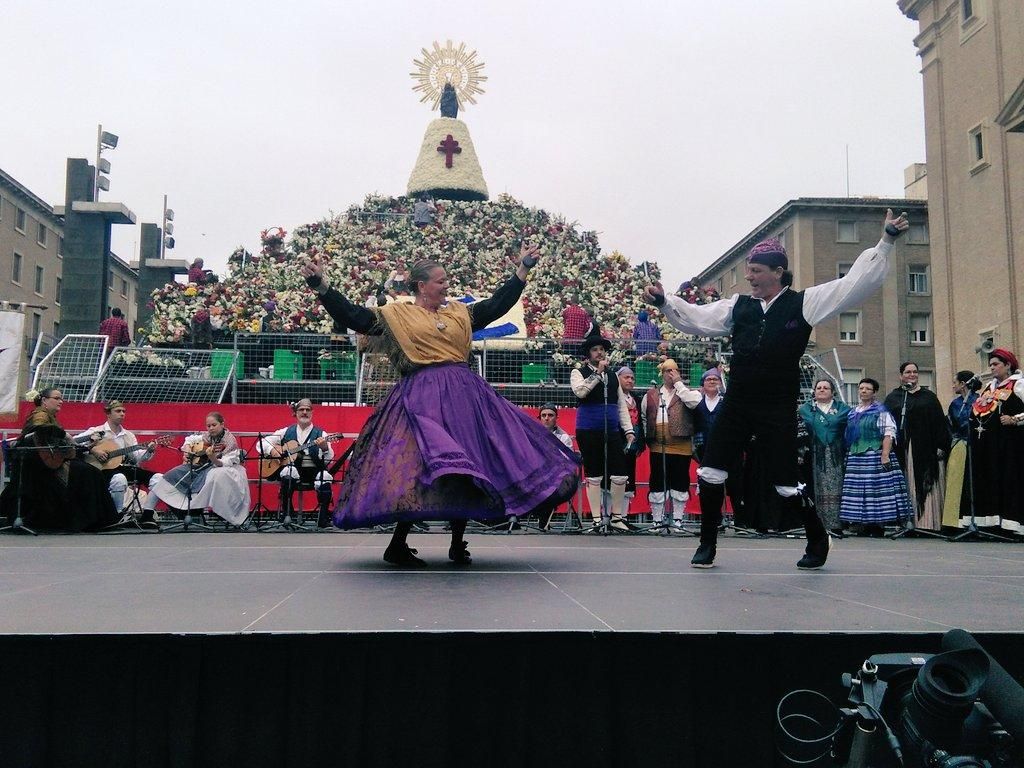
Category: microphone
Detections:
[
  {"x1": 650, "y1": 380, "x2": 658, "y2": 387},
  {"x1": 941, "y1": 628, "x2": 1024, "y2": 755},
  {"x1": 902, "y1": 382, "x2": 915, "y2": 391}
]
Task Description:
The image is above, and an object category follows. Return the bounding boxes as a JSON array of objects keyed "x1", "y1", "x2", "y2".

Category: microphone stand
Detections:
[
  {"x1": 597, "y1": 362, "x2": 610, "y2": 534},
  {"x1": 0, "y1": 445, "x2": 40, "y2": 536},
  {"x1": 244, "y1": 433, "x2": 272, "y2": 531},
  {"x1": 889, "y1": 385, "x2": 944, "y2": 540},
  {"x1": 642, "y1": 380, "x2": 673, "y2": 535},
  {"x1": 162, "y1": 445, "x2": 215, "y2": 533}
]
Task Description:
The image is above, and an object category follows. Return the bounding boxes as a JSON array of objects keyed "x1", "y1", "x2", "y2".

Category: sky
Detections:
[{"x1": 1, "y1": 0, "x2": 925, "y2": 293}]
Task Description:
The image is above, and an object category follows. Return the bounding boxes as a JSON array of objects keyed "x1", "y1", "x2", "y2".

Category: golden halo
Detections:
[{"x1": 410, "y1": 40, "x2": 487, "y2": 111}]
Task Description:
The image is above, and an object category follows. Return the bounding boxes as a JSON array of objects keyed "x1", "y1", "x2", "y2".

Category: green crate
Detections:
[
  {"x1": 210, "y1": 350, "x2": 243, "y2": 379},
  {"x1": 521, "y1": 363, "x2": 549, "y2": 384},
  {"x1": 272, "y1": 349, "x2": 303, "y2": 380},
  {"x1": 634, "y1": 361, "x2": 658, "y2": 386},
  {"x1": 319, "y1": 353, "x2": 356, "y2": 380}
]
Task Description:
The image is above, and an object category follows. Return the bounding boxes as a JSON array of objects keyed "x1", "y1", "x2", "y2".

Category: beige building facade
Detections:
[
  {"x1": 1, "y1": 166, "x2": 139, "y2": 366},
  {"x1": 696, "y1": 197, "x2": 933, "y2": 399},
  {"x1": 899, "y1": 0, "x2": 1024, "y2": 389}
]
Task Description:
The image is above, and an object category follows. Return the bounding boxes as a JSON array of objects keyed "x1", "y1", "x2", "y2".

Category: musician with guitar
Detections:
[
  {"x1": 0, "y1": 389, "x2": 123, "y2": 531},
  {"x1": 142, "y1": 412, "x2": 250, "y2": 527},
  {"x1": 258, "y1": 399, "x2": 338, "y2": 529},
  {"x1": 75, "y1": 401, "x2": 170, "y2": 529}
]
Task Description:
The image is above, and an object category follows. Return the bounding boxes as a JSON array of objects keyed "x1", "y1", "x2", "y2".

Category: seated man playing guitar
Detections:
[
  {"x1": 259, "y1": 399, "x2": 339, "y2": 528},
  {"x1": 75, "y1": 400, "x2": 170, "y2": 529}
]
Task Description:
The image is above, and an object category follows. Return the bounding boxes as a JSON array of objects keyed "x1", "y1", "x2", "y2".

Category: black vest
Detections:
[
  {"x1": 729, "y1": 291, "x2": 812, "y2": 399},
  {"x1": 577, "y1": 364, "x2": 620, "y2": 406}
]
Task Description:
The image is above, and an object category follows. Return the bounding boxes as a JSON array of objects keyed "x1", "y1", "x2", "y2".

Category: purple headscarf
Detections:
[{"x1": 748, "y1": 238, "x2": 788, "y2": 270}]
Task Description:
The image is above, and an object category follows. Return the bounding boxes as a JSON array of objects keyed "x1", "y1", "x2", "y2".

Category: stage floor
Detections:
[{"x1": 1, "y1": 531, "x2": 1022, "y2": 635}]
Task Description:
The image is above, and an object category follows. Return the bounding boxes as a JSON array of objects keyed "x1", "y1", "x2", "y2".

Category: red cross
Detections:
[{"x1": 437, "y1": 135, "x2": 462, "y2": 168}]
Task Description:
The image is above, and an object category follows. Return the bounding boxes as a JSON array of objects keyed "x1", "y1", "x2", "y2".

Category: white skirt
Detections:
[{"x1": 149, "y1": 464, "x2": 251, "y2": 526}]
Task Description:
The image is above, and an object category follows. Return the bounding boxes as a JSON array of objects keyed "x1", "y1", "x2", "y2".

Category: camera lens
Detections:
[{"x1": 902, "y1": 649, "x2": 989, "y2": 751}]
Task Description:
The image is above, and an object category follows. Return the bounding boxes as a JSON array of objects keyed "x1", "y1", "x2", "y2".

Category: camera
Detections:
[{"x1": 777, "y1": 630, "x2": 1023, "y2": 768}]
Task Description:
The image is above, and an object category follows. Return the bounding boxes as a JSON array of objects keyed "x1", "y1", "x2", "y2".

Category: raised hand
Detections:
[
  {"x1": 643, "y1": 281, "x2": 666, "y2": 307},
  {"x1": 882, "y1": 209, "x2": 909, "y2": 242},
  {"x1": 300, "y1": 257, "x2": 325, "y2": 288}
]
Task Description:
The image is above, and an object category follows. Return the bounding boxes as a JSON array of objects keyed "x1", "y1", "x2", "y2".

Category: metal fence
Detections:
[{"x1": 20, "y1": 332, "x2": 854, "y2": 409}]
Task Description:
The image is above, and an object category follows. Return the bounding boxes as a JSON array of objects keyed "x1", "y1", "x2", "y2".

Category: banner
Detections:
[{"x1": 0, "y1": 310, "x2": 25, "y2": 419}]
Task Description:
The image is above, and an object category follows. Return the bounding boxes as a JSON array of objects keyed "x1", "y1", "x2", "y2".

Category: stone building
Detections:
[
  {"x1": 1, "y1": 166, "x2": 139, "y2": 365},
  {"x1": 899, "y1": 0, "x2": 1024, "y2": 386}
]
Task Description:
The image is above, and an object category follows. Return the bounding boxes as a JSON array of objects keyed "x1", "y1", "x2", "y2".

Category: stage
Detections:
[{"x1": 1, "y1": 532, "x2": 1022, "y2": 767}]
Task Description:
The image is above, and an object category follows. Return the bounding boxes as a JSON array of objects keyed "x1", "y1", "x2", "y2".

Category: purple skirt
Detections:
[{"x1": 334, "y1": 363, "x2": 581, "y2": 529}]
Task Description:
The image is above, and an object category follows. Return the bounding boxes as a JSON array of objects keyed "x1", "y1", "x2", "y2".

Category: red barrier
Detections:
[{"x1": 1, "y1": 402, "x2": 718, "y2": 515}]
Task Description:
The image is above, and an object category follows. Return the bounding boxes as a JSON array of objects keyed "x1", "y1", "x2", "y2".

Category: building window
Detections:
[
  {"x1": 717, "y1": 277, "x2": 723, "y2": 293},
  {"x1": 108, "y1": 271, "x2": 114, "y2": 290},
  {"x1": 12, "y1": 252, "x2": 23, "y2": 284},
  {"x1": 53, "y1": 320, "x2": 60, "y2": 338},
  {"x1": 37, "y1": 222, "x2": 47, "y2": 247},
  {"x1": 34, "y1": 265, "x2": 44, "y2": 294},
  {"x1": 968, "y1": 124, "x2": 990, "y2": 173},
  {"x1": 120, "y1": 278, "x2": 128, "y2": 297},
  {"x1": 730, "y1": 266, "x2": 737, "y2": 286},
  {"x1": 839, "y1": 312, "x2": 860, "y2": 343},
  {"x1": 837, "y1": 262, "x2": 853, "y2": 279},
  {"x1": 918, "y1": 369, "x2": 935, "y2": 390},
  {"x1": 910, "y1": 313, "x2": 931, "y2": 345},
  {"x1": 837, "y1": 221, "x2": 858, "y2": 243},
  {"x1": 57, "y1": 236, "x2": 64, "y2": 257},
  {"x1": 908, "y1": 266, "x2": 929, "y2": 294},
  {"x1": 962, "y1": 0, "x2": 974, "y2": 21},
  {"x1": 15, "y1": 208, "x2": 26, "y2": 233},
  {"x1": 31, "y1": 312, "x2": 41, "y2": 343},
  {"x1": 55, "y1": 276, "x2": 62, "y2": 305},
  {"x1": 841, "y1": 368, "x2": 864, "y2": 404},
  {"x1": 907, "y1": 222, "x2": 929, "y2": 244},
  {"x1": 0, "y1": 197, "x2": 3, "y2": 221}
]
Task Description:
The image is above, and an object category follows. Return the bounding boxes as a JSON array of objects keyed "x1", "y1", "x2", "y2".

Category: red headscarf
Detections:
[{"x1": 990, "y1": 348, "x2": 1019, "y2": 372}]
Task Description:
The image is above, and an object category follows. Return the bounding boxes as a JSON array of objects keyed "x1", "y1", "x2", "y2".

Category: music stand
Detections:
[
  {"x1": 0, "y1": 442, "x2": 38, "y2": 536},
  {"x1": 161, "y1": 450, "x2": 215, "y2": 533},
  {"x1": 244, "y1": 433, "x2": 273, "y2": 530}
]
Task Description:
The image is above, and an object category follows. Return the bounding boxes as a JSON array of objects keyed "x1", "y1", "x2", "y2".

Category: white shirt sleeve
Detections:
[
  {"x1": 557, "y1": 431, "x2": 574, "y2": 450},
  {"x1": 73, "y1": 424, "x2": 108, "y2": 444},
  {"x1": 570, "y1": 367, "x2": 602, "y2": 398},
  {"x1": 659, "y1": 293, "x2": 737, "y2": 337},
  {"x1": 802, "y1": 240, "x2": 894, "y2": 326},
  {"x1": 878, "y1": 410, "x2": 898, "y2": 439},
  {"x1": 1013, "y1": 377, "x2": 1024, "y2": 402},
  {"x1": 617, "y1": 390, "x2": 634, "y2": 434},
  {"x1": 673, "y1": 381, "x2": 703, "y2": 409},
  {"x1": 258, "y1": 428, "x2": 286, "y2": 456}
]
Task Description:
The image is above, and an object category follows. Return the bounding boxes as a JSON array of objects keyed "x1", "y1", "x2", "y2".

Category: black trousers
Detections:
[
  {"x1": 701, "y1": 395, "x2": 798, "y2": 489},
  {"x1": 575, "y1": 428, "x2": 627, "y2": 490},
  {"x1": 648, "y1": 452, "x2": 692, "y2": 495},
  {"x1": 101, "y1": 465, "x2": 157, "y2": 488}
]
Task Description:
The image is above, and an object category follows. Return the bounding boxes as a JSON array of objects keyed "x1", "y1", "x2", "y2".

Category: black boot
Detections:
[
  {"x1": 383, "y1": 522, "x2": 425, "y2": 567},
  {"x1": 692, "y1": 481, "x2": 723, "y2": 568},
  {"x1": 794, "y1": 493, "x2": 831, "y2": 570},
  {"x1": 316, "y1": 488, "x2": 333, "y2": 529}
]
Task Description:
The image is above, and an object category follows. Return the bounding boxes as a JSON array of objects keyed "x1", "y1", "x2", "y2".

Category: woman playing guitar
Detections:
[
  {"x1": 0, "y1": 389, "x2": 123, "y2": 531},
  {"x1": 141, "y1": 412, "x2": 250, "y2": 527}
]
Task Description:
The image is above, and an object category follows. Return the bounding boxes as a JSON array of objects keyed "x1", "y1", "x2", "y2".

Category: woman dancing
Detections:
[{"x1": 302, "y1": 247, "x2": 580, "y2": 566}]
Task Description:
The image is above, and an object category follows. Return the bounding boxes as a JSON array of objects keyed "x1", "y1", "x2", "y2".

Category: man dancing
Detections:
[{"x1": 643, "y1": 210, "x2": 908, "y2": 569}]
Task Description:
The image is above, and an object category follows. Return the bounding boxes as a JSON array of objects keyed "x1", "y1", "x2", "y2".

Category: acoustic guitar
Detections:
[
  {"x1": 26, "y1": 429, "x2": 104, "y2": 470},
  {"x1": 259, "y1": 432, "x2": 344, "y2": 479},
  {"x1": 84, "y1": 434, "x2": 174, "y2": 471}
]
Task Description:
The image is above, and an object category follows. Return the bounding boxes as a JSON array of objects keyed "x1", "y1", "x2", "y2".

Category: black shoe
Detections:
[
  {"x1": 797, "y1": 534, "x2": 832, "y2": 570},
  {"x1": 383, "y1": 543, "x2": 426, "y2": 567},
  {"x1": 317, "y1": 511, "x2": 332, "y2": 529},
  {"x1": 690, "y1": 543, "x2": 716, "y2": 568},
  {"x1": 448, "y1": 540, "x2": 472, "y2": 565},
  {"x1": 140, "y1": 516, "x2": 159, "y2": 531}
]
